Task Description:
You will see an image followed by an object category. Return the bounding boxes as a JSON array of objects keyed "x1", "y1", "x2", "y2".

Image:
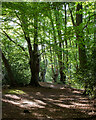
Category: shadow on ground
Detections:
[{"x1": 2, "y1": 82, "x2": 96, "y2": 119}]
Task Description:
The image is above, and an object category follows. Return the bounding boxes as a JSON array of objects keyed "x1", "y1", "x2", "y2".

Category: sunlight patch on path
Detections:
[
  {"x1": 72, "y1": 90, "x2": 81, "y2": 94},
  {"x1": 2, "y1": 95, "x2": 46, "y2": 109},
  {"x1": 34, "y1": 99, "x2": 46, "y2": 105},
  {"x1": 56, "y1": 103, "x2": 75, "y2": 108},
  {"x1": 2, "y1": 99, "x2": 20, "y2": 105},
  {"x1": 5, "y1": 94, "x2": 21, "y2": 100},
  {"x1": 71, "y1": 102, "x2": 92, "y2": 107},
  {"x1": 2, "y1": 85, "x2": 96, "y2": 118},
  {"x1": 20, "y1": 99, "x2": 46, "y2": 108}
]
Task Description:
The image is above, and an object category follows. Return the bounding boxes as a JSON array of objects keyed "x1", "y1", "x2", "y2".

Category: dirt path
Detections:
[{"x1": 2, "y1": 82, "x2": 96, "y2": 119}]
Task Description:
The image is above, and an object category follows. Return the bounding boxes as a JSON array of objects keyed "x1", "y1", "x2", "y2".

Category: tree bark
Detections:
[
  {"x1": 29, "y1": 14, "x2": 40, "y2": 87},
  {"x1": 76, "y1": 3, "x2": 87, "y2": 70},
  {"x1": 49, "y1": 7, "x2": 59, "y2": 83},
  {"x1": 92, "y1": 2, "x2": 96, "y2": 96},
  {"x1": 76, "y1": 3, "x2": 87, "y2": 94},
  {"x1": 64, "y1": 3, "x2": 68, "y2": 67},
  {"x1": 2, "y1": 51, "x2": 16, "y2": 86},
  {"x1": 20, "y1": 12, "x2": 40, "y2": 87},
  {"x1": 69, "y1": 3, "x2": 88, "y2": 94},
  {"x1": 54, "y1": 5, "x2": 66, "y2": 84}
]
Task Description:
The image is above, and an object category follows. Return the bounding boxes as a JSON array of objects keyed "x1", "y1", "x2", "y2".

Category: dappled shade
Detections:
[
  {"x1": 1, "y1": 1, "x2": 96, "y2": 119},
  {"x1": 2, "y1": 82, "x2": 96, "y2": 119}
]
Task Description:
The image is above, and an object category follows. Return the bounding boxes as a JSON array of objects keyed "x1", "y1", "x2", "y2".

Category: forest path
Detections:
[{"x1": 2, "y1": 82, "x2": 96, "y2": 120}]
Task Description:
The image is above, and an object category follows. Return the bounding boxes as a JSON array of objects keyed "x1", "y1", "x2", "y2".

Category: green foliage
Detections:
[
  {"x1": 45, "y1": 66, "x2": 53, "y2": 83},
  {"x1": 1, "y1": 2, "x2": 95, "y2": 96}
]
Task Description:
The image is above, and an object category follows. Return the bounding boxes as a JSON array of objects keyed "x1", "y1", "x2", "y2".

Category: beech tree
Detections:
[{"x1": 1, "y1": 2, "x2": 95, "y2": 96}]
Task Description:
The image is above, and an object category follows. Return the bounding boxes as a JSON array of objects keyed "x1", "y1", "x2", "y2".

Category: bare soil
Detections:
[{"x1": 2, "y1": 82, "x2": 96, "y2": 120}]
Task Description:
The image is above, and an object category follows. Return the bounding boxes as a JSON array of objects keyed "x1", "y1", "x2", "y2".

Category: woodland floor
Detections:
[{"x1": 2, "y1": 82, "x2": 96, "y2": 120}]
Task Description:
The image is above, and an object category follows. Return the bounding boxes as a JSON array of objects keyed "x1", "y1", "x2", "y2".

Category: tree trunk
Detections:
[
  {"x1": 49, "y1": 9, "x2": 59, "y2": 83},
  {"x1": 76, "y1": 3, "x2": 87, "y2": 70},
  {"x1": 54, "y1": 5, "x2": 66, "y2": 84},
  {"x1": 76, "y1": 3, "x2": 87, "y2": 94},
  {"x1": 29, "y1": 13, "x2": 40, "y2": 87},
  {"x1": 64, "y1": 3, "x2": 68, "y2": 68},
  {"x1": 69, "y1": 3, "x2": 87, "y2": 93},
  {"x1": 2, "y1": 51, "x2": 16, "y2": 86},
  {"x1": 50, "y1": 46, "x2": 58, "y2": 83},
  {"x1": 40, "y1": 59, "x2": 47, "y2": 82},
  {"x1": 29, "y1": 52, "x2": 40, "y2": 87},
  {"x1": 92, "y1": 2, "x2": 96, "y2": 96},
  {"x1": 40, "y1": 19, "x2": 47, "y2": 82},
  {"x1": 21, "y1": 12, "x2": 40, "y2": 87}
]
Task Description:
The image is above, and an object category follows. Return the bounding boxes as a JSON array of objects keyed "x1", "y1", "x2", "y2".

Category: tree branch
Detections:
[
  {"x1": 68, "y1": 4, "x2": 76, "y2": 27},
  {"x1": 3, "y1": 30, "x2": 25, "y2": 52},
  {"x1": 83, "y1": 14, "x2": 95, "y2": 30},
  {"x1": 68, "y1": 3, "x2": 95, "y2": 31}
]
